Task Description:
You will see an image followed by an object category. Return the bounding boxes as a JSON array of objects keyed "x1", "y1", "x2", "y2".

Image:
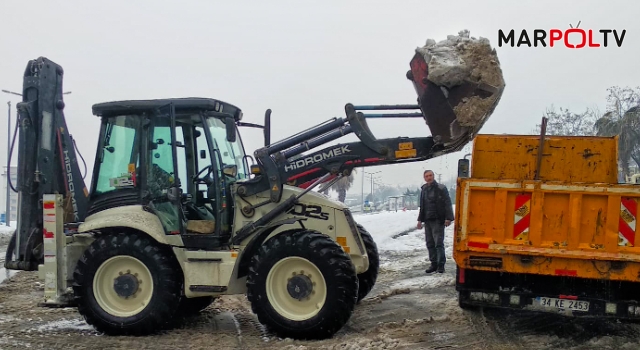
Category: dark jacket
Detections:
[{"x1": 417, "y1": 181, "x2": 454, "y2": 224}]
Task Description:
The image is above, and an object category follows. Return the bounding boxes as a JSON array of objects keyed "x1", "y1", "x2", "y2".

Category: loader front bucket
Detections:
[{"x1": 406, "y1": 32, "x2": 505, "y2": 153}]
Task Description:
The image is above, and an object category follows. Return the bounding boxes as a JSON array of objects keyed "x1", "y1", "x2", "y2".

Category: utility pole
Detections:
[
  {"x1": 2, "y1": 89, "x2": 71, "y2": 225},
  {"x1": 360, "y1": 170, "x2": 364, "y2": 212},
  {"x1": 369, "y1": 174, "x2": 376, "y2": 199},
  {"x1": 364, "y1": 170, "x2": 381, "y2": 205},
  {"x1": 5, "y1": 101, "x2": 10, "y2": 225}
]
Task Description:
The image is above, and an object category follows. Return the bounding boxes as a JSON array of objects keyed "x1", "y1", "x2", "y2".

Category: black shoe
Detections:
[
  {"x1": 437, "y1": 265, "x2": 445, "y2": 273},
  {"x1": 425, "y1": 265, "x2": 438, "y2": 274}
]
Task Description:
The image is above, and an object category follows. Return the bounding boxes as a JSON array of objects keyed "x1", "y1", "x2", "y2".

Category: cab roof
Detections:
[{"x1": 92, "y1": 97, "x2": 242, "y2": 120}]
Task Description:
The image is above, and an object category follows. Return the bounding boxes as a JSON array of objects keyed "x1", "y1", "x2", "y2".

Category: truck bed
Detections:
[{"x1": 453, "y1": 134, "x2": 640, "y2": 318}]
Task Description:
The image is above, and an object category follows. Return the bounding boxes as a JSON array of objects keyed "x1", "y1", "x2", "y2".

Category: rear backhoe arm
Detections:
[{"x1": 4, "y1": 57, "x2": 90, "y2": 271}]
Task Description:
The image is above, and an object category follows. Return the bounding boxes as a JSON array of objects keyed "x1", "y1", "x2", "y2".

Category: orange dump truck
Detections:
[{"x1": 454, "y1": 133, "x2": 640, "y2": 318}]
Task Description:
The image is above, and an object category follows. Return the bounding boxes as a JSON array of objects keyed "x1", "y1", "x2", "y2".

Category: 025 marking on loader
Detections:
[{"x1": 286, "y1": 203, "x2": 330, "y2": 221}]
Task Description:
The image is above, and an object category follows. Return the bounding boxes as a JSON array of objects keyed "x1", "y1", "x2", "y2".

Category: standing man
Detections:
[{"x1": 417, "y1": 170, "x2": 454, "y2": 274}]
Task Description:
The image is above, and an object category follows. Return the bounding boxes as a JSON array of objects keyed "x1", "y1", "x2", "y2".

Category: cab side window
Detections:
[{"x1": 94, "y1": 115, "x2": 140, "y2": 195}]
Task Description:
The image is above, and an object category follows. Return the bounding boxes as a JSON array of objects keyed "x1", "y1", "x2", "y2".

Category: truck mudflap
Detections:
[{"x1": 456, "y1": 268, "x2": 640, "y2": 319}]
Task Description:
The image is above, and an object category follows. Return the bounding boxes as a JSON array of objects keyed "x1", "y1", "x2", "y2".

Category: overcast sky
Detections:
[{"x1": 1, "y1": 0, "x2": 638, "y2": 197}]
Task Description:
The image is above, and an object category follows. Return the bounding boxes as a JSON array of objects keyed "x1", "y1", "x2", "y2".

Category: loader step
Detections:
[
  {"x1": 181, "y1": 233, "x2": 230, "y2": 250},
  {"x1": 189, "y1": 285, "x2": 227, "y2": 293},
  {"x1": 187, "y1": 258, "x2": 222, "y2": 262}
]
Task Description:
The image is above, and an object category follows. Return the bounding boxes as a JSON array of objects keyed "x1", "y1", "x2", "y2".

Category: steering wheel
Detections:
[{"x1": 192, "y1": 165, "x2": 213, "y2": 185}]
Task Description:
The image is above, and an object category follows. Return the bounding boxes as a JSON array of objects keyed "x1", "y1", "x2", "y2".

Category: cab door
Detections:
[{"x1": 146, "y1": 104, "x2": 185, "y2": 235}]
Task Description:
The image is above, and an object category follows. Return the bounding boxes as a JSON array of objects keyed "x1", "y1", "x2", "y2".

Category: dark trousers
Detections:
[{"x1": 424, "y1": 219, "x2": 445, "y2": 266}]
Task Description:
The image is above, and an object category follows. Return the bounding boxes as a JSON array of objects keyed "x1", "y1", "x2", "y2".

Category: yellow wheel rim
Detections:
[
  {"x1": 265, "y1": 256, "x2": 327, "y2": 321},
  {"x1": 93, "y1": 255, "x2": 154, "y2": 318}
]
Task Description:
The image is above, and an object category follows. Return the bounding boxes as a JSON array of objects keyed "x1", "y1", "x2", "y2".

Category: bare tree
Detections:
[
  {"x1": 594, "y1": 86, "x2": 640, "y2": 177},
  {"x1": 533, "y1": 105, "x2": 599, "y2": 136}
]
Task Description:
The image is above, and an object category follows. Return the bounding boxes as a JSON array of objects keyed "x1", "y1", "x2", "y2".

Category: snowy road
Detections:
[
  {"x1": 0, "y1": 223, "x2": 17, "y2": 284},
  {"x1": 1, "y1": 210, "x2": 640, "y2": 349}
]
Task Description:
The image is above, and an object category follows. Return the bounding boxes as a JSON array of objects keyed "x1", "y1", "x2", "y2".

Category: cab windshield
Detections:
[{"x1": 206, "y1": 116, "x2": 249, "y2": 181}]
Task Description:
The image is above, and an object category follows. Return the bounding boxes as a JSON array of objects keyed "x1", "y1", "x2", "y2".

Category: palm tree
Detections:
[
  {"x1": 327, "y1": 170, "x2": 356, "y2": 203},
  {"x1": 403, "y1": 188, "x2": 417, "y2": 208},
  {"x1": 594, "y1": 106, "x2": 640, "y2": 178}
]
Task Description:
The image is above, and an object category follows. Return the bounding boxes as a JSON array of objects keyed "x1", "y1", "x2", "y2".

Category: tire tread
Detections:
[
  {"x1": 72, "y1": 232, "x2": 181, "y2": 336},
  {"x1": 355, "y1": 224, "x2": 379, "y2": 302},
  {"x1": 246, "y1": 230, "x2": 358, "y2": 340}
]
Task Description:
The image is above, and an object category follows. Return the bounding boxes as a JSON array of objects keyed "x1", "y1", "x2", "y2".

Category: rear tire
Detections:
[
  {"x1": 458, "y1": 291, "x2": 478, "y2": 311},
  {"x1": 355, "y1": 223, "x2": 379, "y2": 303},
  {"x1": 72, "y1": 232, "x2": 182, "y2": 335},
  {"x1": 246, "y1": 230, "x2": 358, "y2": 340}
]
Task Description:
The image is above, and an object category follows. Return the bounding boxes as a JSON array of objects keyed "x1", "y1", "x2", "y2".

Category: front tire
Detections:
[
  {"x1": 355, "y1": 223, "x2": 379, "y2": 302},
  {"x1": 246, "y1": 230, "x2": 358, "y2": 340},
  {"x1": 72, "y1": 232, "x2": 182, "y2": 335}
]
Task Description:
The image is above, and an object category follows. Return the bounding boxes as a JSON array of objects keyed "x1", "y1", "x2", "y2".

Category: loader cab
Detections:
[{"x1": 89, "y1": 98, "x2": 249, "y2": 249}]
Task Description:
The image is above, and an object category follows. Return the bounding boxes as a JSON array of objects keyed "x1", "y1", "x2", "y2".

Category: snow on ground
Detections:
[
  {"x1": 353, "y1": 209, "x2": 423, "y2": 251},
  {"x1": 34, "y1": 319, "x2": 94, "y2": 332},
  {"x1": 0, "y1": 221, "x2": 17, "y2": 284},
  {"x1": 0, "y1": 255, "x2": 17, "y2": 284},
  {"x1": 353, "y1": 207, "x2": 455, "y2": 255},
  {"x1": 0, "y1": 221, "x2": 16, "y2": 236},
  {"x1": 353, "y1": 208, "x2": 457, "y2": 291}
]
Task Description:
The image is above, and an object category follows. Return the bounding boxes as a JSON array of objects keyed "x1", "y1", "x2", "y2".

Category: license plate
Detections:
[{"x1": 536, "y1": 296, "x2": 590, "y2": 312}]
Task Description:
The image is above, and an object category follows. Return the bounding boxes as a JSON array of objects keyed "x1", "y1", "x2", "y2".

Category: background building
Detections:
[{"x1": 1, "y1": 165, "x2": 18, "y2": 223}]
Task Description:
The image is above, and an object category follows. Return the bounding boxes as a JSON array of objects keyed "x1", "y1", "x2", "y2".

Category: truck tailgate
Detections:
[{"x1": 454, "y1": 134, "x2": 640, "y2": 282}]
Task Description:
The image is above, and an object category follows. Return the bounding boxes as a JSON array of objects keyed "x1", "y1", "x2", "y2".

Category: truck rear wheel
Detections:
[
  {"x1": 246, "y1": 230, "x2": 358, "y2": 340},
  {"x1": 72, "y1": 232, "x2": 182, "y2": 335},
  {"x1": 458, "y1": 291, "x2": 478, "y2": 311},
  {"x1": 356, "y1": 223, "x2": 379, "y2": 303}
]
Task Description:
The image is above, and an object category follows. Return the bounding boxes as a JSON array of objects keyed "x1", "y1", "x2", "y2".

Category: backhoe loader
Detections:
[{"x1": 4, "y1": 52, "x2": 503, "y2": 339}]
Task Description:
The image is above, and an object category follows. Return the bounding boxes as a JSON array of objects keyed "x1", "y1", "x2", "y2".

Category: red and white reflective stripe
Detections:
[
  {"x1": 43, "y1": 202, "x2": 57, "y2": 240},
  {"x1": 618, "y1": 197, "x2": 637, "y2": 247},
  {"x1": 513, "y1": 194, "x2": 531, "y2": 241}
]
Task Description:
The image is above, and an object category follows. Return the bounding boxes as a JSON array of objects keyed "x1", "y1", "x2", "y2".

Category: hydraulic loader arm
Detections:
[
  {"x1": 232, "y1": 103, "x2": 457, "y2": 241},
  {"x1": 4, "y1": 57, "x2": 90, "y2": 271},
  {"x1": 283, "y1": 136, "x2": 436, "y2": 188},
  {"x1": 236, "y1": 103, "x2": 453, "y2": 202}
]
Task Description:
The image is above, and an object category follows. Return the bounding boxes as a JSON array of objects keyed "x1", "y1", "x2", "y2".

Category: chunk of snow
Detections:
[{"x1": 34, "y1": 319, "x2": 94, "y2": 332}]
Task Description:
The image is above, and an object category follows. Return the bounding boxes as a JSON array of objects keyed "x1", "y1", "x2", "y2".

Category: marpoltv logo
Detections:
[{"x1": 498, "y1": 21, "x2": 626, "y2": 48}]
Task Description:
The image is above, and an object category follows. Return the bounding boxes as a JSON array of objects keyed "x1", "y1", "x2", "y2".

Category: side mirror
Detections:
[
  {"x1": 223, "y1": 164, "x2": 237, "y2": 178},
  {"x1": 264, "y1": 109, "x2": 271, "y2": 146},
  {"x1": 225, "y1": 116, "x2": 236, "y2": 143},
  {"x1": 458, "y1": 158, "x2": 470, "y2": 178}
]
